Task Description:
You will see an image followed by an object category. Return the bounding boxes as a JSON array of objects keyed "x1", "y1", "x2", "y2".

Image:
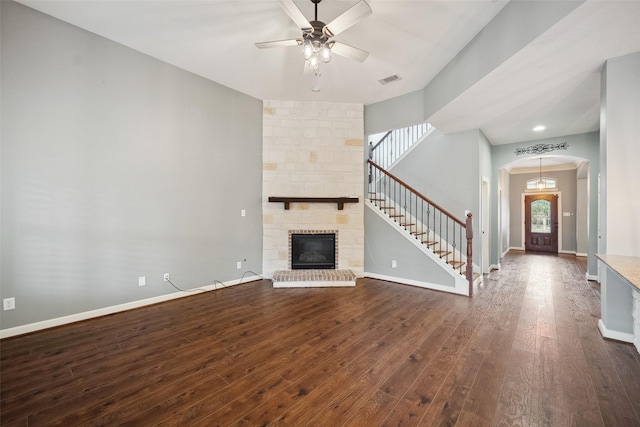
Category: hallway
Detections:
[{"x1": 482, "y1": 251, "x2": 640, "y2": 426}]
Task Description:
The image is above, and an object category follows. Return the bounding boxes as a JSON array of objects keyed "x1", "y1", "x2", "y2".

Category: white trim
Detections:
[
  {"x1": 364, "y1": 272, "x2": 468, "y2": 296},
  {"x1": 510, "y1": 246, "x2": 525, "y2": 251},
  {"x1": 586, "y1": 273, "x2": 599, "y2": 282},
  {"x1": 559, "y1": 250, "x2": 576, "y2": 255},
  {"x1": 490, "y1": 264, "x2": 501, "y2": 271},
  {"x1": 0, "y1": 276, "x2": 261, "y2": 339},
  {"x1": 481, "y1": 176, "x2": 490, "y2": 275},
  {"x1": 598, "y1": 319, "x2": 634, "y2": 343},
  {"x1": 576, "y1": 253, "x2": 588, "y2": 257},
  {"x1": 501, "y1": 247, "x2": 511, "y2": 258}
]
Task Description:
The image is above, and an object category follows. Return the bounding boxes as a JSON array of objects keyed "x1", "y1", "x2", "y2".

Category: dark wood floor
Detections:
[{"x1": 2, "y1": 252, "x2": 640, "y2": 426}]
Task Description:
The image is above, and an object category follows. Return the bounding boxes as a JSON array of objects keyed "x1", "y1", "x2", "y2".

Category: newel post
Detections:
[{"x1": 466, "y1": 213, "x2": 473, "y2": 297}]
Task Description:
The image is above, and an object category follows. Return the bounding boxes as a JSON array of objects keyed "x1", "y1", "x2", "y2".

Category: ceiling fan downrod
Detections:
[{"x1": 312, "y1": 0, "x2": 320, "y2": 21}]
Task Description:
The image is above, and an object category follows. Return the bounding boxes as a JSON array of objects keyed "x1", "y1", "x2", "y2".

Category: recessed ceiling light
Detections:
[{"x1": 533, "y1": 125, "x2": 546, "y2": 132}]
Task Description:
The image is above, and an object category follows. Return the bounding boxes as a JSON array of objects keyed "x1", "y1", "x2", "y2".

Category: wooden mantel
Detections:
[{"x1": 268, "y1": 196, "x2": 359, "y2": 210}]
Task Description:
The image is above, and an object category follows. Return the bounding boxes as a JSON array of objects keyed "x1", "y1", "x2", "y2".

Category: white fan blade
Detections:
[
  {"x1": 330, "y1": 41, "x2": 369, "y2": 62},
  {"x1": 323, "y1": 0, "x2": 372, "y2": 37},
  {"x1": 255, "y1": 39, "x2": 302, "y2": 49},
  {"x1": 279, "y1": 0, "x2": 313, "y2": 33}
]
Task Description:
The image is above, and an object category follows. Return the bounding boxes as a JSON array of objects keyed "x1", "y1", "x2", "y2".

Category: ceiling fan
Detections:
[{"x1": 255, "y1": 0, "x2": 372, "y2": 75}]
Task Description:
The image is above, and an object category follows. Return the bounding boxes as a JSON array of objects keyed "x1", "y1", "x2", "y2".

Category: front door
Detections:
[{"x1": 525, "y1": 194, "x2": 558, "y2": 253}]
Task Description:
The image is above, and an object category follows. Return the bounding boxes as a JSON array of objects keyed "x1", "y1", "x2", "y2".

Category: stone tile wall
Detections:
[{"x1": 262, "y1": 100, "x2": 364, "y2": 278}]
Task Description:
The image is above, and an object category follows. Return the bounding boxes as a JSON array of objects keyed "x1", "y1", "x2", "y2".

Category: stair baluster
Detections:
[{"x1": 369, "y1": 123, "x2": 432, "y2": 170}]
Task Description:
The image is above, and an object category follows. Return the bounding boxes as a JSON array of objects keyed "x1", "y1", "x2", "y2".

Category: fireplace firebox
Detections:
[{"x1": 291, "y1": 233, "x2": 336, "y2": 270}]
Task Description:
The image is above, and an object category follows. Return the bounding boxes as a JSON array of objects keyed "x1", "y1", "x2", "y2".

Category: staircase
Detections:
[{"x1": 367, "y1": 158, "x2": 475, "y2": 296}]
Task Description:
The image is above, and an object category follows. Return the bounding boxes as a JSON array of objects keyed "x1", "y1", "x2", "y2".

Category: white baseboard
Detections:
[
  {"x1": 586, "y1": 273, "x2": 599, "y2": 282},
  {"x1": 501, "y1": 248, "x2": 510, "y2": 258},
  {"x1": 559, "y1": 250, "x2": 577, "y2": 255},
  {"x1": 364, "y1": 272, "x2": 468, "y2": 296},
  {"x1": 0, "y1": 276, "x2": 262, "y2": 339},
  {"x1": 490, "y1": 264, "x2": 501, "y2": 271},
  {"x1": 576, "y1": 253, "x2": 588, "y2": 257},
  {"x1": 598, "y1": 319, "x2": 634, "y2": 343},
  {"x1": 510, "y1": 246, "x2": 525, "y2": 251}
]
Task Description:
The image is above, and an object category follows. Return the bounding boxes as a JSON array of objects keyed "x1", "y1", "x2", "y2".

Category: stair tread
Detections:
[
  {"x1": 435, "y1": 250, "x2": 451, "y2": 257},
  {"x1": 412, "y1": 231, "x2": 428, "y2": 236},
  {"x1": 422, "y1": 240, "x2": 438, "y2": 246}
]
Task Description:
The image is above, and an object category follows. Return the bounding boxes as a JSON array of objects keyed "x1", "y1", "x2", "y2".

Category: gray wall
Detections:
[
  {"x1": 391, "y1": 128, "x2": 480, "y2": 223},
  {"x1": 364, "y1": 90, "x2": 425, "y2": 135},
  {"x1": 508, "y1": 169, "x2": 577, "y2": 252},
  {"x1": 600, "y1": 51, "x2": 640, "y2": 256},
  {"x1": 576, "y1": 163, "x2": 589, "y2": 255},
  {"x1": 364, "y1": 208, "x2": 455, "y2": 288},
  {"x1": 1, "y1": 1, "x2": 263, "y2": 329},
  {"x1": 597, "y1": 51, "x2": 640, "y2": 338}
]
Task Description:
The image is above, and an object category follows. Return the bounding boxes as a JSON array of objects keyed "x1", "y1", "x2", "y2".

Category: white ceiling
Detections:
[{"x1": 16, "y1": 0, "x2": 640, "y2": 147}]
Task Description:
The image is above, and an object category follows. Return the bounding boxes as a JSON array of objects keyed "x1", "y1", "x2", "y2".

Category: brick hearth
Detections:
[{"x1": 272, "y1": 269, "x2": 356, "y2": 288}]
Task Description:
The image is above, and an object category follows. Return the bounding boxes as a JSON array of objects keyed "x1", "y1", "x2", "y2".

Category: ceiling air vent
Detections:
[{"x1": 378, "y1": 74, "x2": 401, "y2": 85}]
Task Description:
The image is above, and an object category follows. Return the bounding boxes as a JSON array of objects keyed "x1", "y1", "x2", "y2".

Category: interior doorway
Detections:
[{"x1": 524, "y1": 194, "x2": 558, "y2": 253}]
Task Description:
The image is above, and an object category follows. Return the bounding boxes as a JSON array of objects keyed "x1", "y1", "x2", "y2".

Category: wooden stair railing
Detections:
[{"x1": 368, "y1": 159, "x2": 474, "y2": 296}]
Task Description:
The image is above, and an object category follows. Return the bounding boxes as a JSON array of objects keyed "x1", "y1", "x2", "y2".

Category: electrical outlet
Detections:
[
  {"x1": 236, "y1": 261, "x2": 242, "y2": 269},
  {"x1": 138, "y1": 276, "x2": 146, "y2": 287},
  {"x1": 3, "y1": 297, "x2": 15, "y2": 311},
  {"x1": 391, "y1": 260, "x2": 397, "y2": 268},
  {"x1": 164, "y1": 273, "x2": 170, "y2": 282},
  {"x1": 241, "y1": 209, "x2": 246, "y2": 217}
]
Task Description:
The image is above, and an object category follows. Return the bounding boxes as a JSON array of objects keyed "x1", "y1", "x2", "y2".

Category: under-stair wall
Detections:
[{"x1": 364, "y1": 205, "x2": 466, "y2": 294}]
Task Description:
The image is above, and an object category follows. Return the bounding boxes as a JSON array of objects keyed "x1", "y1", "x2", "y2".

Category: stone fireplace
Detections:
[{"x1": 262, "y1": 100, "x2": 364, "y2": 284}]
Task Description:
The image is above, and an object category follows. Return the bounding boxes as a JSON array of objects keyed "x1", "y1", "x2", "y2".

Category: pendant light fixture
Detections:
[{"x1": 537, "y1": 157, "x2": 544, "y2": 190}]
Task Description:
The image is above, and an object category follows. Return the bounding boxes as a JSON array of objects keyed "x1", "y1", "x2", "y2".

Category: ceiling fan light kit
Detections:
[{"x1": 256, "y1": 0, "x2": 372, "y2": 77}]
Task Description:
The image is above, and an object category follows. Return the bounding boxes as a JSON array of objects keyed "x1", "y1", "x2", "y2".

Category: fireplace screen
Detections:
[{"x1": 291, "y1": 233, "x2": 336, "y2": 270}]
